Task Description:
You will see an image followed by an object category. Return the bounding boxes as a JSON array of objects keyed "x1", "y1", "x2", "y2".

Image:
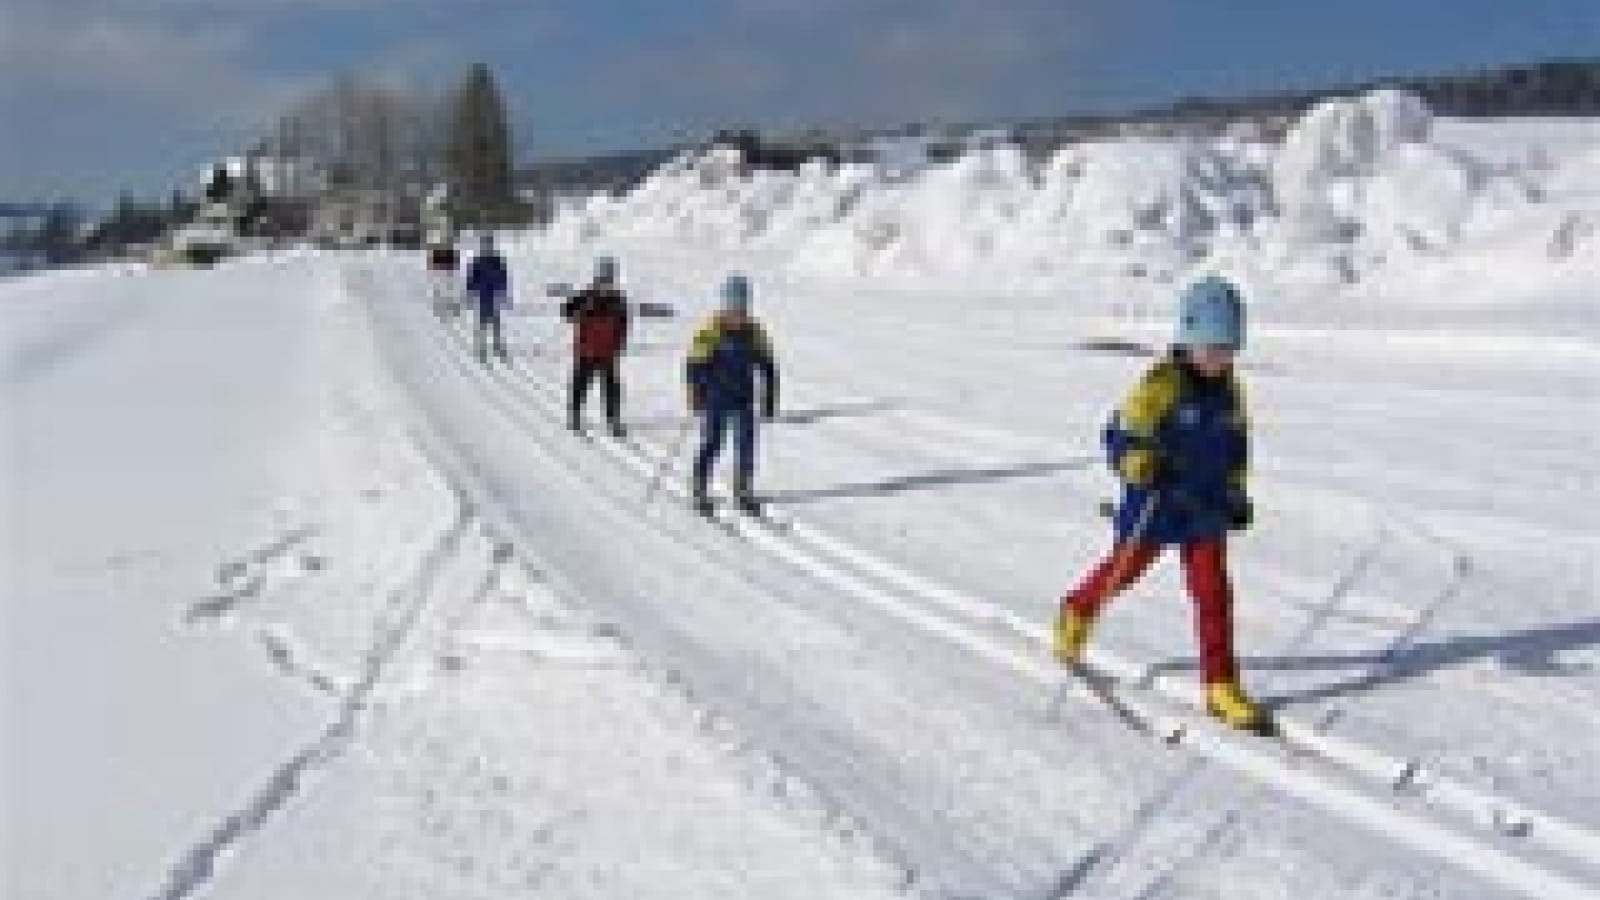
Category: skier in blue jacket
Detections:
[
  {"x1": 464, "y1": 233, "x2": 510, "y2": 361},
  {"x1": 685, "y1": 274, "x2": 779, "y2": 515},
  {"x1": 1054, "y1": 276, "x2": 1268, "y2": 733}
]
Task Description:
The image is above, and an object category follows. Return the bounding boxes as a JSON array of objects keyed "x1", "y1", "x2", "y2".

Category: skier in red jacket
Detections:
[{"x1": 560, "y1": 255, "x2": 631, "y2": 437}]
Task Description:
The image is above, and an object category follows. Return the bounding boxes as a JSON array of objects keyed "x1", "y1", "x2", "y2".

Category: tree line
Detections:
[
  {"x1": 249, "y1": 62, "x2": 523, "y2": 229},
  {"x1": 5, "y1": 63, "x2": 523, "y2": 270}
]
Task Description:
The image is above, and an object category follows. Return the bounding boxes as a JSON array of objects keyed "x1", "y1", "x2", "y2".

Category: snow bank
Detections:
[{"x1": 539, "y1": 90, "x2": 1597, "y2": 304}]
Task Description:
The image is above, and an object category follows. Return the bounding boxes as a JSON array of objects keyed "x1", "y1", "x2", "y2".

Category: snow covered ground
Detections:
[
  {"x1": 5, "y1": 93, "x2": 1598, "y2": 898},
  {"x1": 3, "y1": 256, "x2": 905, "y2": 900}
]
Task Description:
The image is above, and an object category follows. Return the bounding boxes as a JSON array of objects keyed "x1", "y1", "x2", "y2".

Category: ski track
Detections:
[
  {"x1": 185, "y1": 525, "x2": 322, "y2": 624},
  {"x1": 375, "y1": 558, "x2": 916, "y2": 899},
  {"x1": 380, "y1": 277, "x2": 1016, "y2": 894},
  {"x1": 389, "y1": 322, "x2": 928, "y2": 896},
  {"x1": 148, "y1": 503, "x2": 476, "y2": 900},
  {"x1": 348, "y1": 261, "x2": 1600, "y2": 898}
]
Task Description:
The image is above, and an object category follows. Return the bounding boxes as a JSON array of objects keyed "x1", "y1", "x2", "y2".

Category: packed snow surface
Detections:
[{"x1": 5, "y1": 93, "x2": 1598, "y2": 898}]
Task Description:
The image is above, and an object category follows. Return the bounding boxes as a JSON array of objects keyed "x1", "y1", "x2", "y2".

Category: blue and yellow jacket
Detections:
[
  {"x1": 685, "y1": 317, "x2": 779, "y2": 413},
  {"x1": 465, "y1": 253, "x2": 508, "y2": 311},
  {"x1": 1104, "y1": 359, "x2": 1248, "y2": 545}
]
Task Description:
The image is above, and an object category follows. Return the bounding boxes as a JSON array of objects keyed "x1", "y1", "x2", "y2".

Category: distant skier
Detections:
[
  {"x1": 685, "y1": 273, "x2": 779, "y2": 516},
  {"x1": 426, "y1": 236, "x2": 460, "y2": 317},
  {"x1": 465, "y1": 233, "x2": 510, "y2": 362},
  {"x1": 560, "y1": 255, "x2": 631, "y2": 436},
  {"x1": 1053, "y1": 276, "x2": 1268, "y2": 733}
]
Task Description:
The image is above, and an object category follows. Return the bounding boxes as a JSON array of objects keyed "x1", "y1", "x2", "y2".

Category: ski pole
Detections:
[{"x1": 644, "y1": 414, "x2": 698, "y2": 506}]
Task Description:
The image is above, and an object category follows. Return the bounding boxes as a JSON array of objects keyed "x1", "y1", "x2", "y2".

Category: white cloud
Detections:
[
  {"x1": 3, "y1": 5, "x2": 306, "y2": 128},
  {"x1": 0, "y1": 3, "x2": 323, "y2": 198}
]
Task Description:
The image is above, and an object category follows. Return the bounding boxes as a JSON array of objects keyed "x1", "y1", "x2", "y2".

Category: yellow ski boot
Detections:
[
  {"x1": 1052, "y1": 608, "x2": 1094, "y2": 667},
  {"x1": 1205, "y1": 680, "x2": 1273, "y2": 734}
]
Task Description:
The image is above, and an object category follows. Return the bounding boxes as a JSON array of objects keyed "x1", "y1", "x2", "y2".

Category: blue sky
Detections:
[{"x1": 2, "y1": 0, "x2": 1595, "y2": 205}]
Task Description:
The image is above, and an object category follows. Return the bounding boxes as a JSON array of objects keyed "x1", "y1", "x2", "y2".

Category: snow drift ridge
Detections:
[{"x1": 542, "y1": 90, "x2": 1597, "y2": 294}]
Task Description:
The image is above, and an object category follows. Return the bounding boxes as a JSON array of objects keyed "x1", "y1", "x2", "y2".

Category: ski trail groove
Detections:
[
  {"x1": 186, "y1": 525, "x2": 320, "y2": 623},
  {"x1": 366, "y1": 283, "x2": 950, "y2": 893},
  {"x1": 390, "y1": 342, "x2": 927, "y2": 897},
  {"x1": 148, "y1": 504, "x2": 474, "y2": 900}
]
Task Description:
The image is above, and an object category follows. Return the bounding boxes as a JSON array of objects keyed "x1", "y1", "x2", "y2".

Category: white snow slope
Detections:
[{"x1": 5, "y1": 93, "x2": 1598, "y2": 899}]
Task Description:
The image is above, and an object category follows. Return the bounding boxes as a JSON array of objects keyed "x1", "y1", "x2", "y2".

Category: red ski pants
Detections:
[{"x1": 1061, "y1": 538, "x2": 1239, "y2": 684}]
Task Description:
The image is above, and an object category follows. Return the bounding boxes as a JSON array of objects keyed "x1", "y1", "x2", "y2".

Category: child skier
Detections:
[
  {"x1": 1054, "y1": 275, "x2": 1268, "y2": 732},
  {"x1": 560, "y1": 255, "x2": 631, "y2": 436},
  {"x1": 426, "y1": 236, "x2": 460, "y2": 316},
  {"x1": 465, "y1": 234, "x2": 511, "y2": 362},
  {"x1": 685, "y1": 274, "x2": 779, "y2": 516}
]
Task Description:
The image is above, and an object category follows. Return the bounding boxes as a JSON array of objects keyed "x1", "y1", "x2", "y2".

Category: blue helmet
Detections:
[
  {"x1": 595, "y1": 254, "x2": 619, "y2": 281},
  {"x1": 720, "y1": 273, "x2": 751, "y2": 313},
  {"x1": 1175, "y1": 276, "x2": 1245, "y2": 350}
]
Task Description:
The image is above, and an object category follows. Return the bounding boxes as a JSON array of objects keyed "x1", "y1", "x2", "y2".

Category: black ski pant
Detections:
[
  {"x1": 569, "y1": 357, "x2": 622, "y2": 427},
  {"x1": 474, "y1": 306, "x2": 506, "y2": 359},
  {"x1": 693, "y1": 403, "x2": 756, "y2": 496}
]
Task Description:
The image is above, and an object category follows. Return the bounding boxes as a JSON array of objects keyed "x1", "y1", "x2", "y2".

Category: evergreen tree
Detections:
[
  {"x1": 168, "y1": 190, "x2": 193, "y2": 228},
  {"x1": 445, "y1": 63, "x2": 517, "y2": 226},
  {"x1": 103, "y1": 192, "x2": 139, "y2": 253},
  {"x1": 35, "y1": 203, "x2": 84, "y2": 266}
]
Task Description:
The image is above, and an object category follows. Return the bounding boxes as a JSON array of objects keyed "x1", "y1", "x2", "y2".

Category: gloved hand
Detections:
[
  {"x1": 1226, "y1": 491, "x2": 1253, "y2": 530},
  {"x1": 1119, "y1": 448, "x2": 1167, "y2": 489}
]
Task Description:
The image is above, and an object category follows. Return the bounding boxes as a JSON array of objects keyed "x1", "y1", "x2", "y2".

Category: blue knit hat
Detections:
[
  {"x1": 721, "y1": 273, "x2": 751, "y2": 313},
  {"x1": 1175, "y1": 276, "x2": 1245, "y2": 350},
  {"x1": 595, "y1": 254, "x2": 619, "y2": 280}
]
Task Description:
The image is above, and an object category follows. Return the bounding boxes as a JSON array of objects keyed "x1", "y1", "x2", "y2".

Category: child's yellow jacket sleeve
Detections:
[{"x1": 1115, "y1": 364, "x2": 1180, "y2": 485}]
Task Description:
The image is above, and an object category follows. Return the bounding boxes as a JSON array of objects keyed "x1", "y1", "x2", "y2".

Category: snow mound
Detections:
[
  {"x1": 539, "y1": 89, "x2": 1595, "y2": 300},
  {"x1": 1268, "y1": 89, "x2": 1490, "y2": 278},
  {"x1": 1272, "y1": 90, "x2": 1434, "y2": 247}
]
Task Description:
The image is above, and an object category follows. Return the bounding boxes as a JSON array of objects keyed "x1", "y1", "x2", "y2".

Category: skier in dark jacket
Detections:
[
  {"x1": 560, "y1": 255, "x2": 631, "y2": 436},
  {"x1": 685, "y1": 273, "x2": 779, "y2": 515},
  {"x1": 465, "y1": 234, "x2": 510, "y2": 361},
  {"x1": 1053, "y1": 276, "x2": 1268, "y2": 733}
]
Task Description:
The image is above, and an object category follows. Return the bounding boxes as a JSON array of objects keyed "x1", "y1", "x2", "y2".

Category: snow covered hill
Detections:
[
  {"x1": 546, "y1": 90, "x2": 1597, "y2": 323},
  {"x1": 5, "y1": 93, "x2": 1598, "y2": 899}
]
